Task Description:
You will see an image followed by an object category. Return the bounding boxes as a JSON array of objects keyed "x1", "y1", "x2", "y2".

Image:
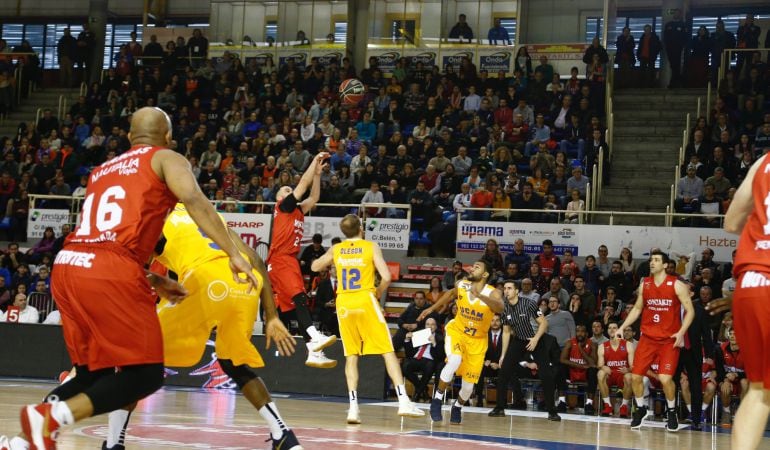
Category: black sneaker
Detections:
[
  {"x1": 556, "y1": 401, "x2": 568, "y2": 413},
  {"x1": 271, "y1": 429, "x2": 302, "y2": 450},
  {"x1": 488, "y1": 406, "x2": 506, "y2": 417},
  {"x1": 631, "y1": 406, "x2": 650, "y2": 429},
  {"x1": 430, "y1": 398, "x2": 443, "y2": 422},
  {"x1": 101, "y1": 443, "x2": 125, "y2": 450},
  {"x1": 584, "y1": 402, "x2": 595, "y2": 415},
  {"x1": 450, "y1": 405, "x2": 462, "y2": 424},
  {"x1": 691, "y1": 421, "x2": 702, "y2": 431},
  {"x1": 666, "y1": 408, "x2": 679, "y2": 432},
  {"x1": 548, "y1": 411, "x2": 562, "y2": 421}
]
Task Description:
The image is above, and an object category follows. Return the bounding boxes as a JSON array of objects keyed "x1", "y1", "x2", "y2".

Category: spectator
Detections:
[
  {"x1": 76, "y1": 23, "x2": 96, "y2": 83},
  {"x1": 697, "y1": 183, "x2": 723, "y2": 227},
  {"x1": 547, "y1": 277, "x2": 570, "y2": 310},
  {"x1": 710, "y1": 20, "x2": 735, "y2": 83},
  {"x1": 546, "y1": 295, "x2": 576, "y2": 348},
  {"x1": 520, "y1": 277, "x2": 541, "y2": 304},
  {"x1": 565, "y1": 188, "x2": 584, "y2": 223},
  {"x1": 487, "y1": 18, "x2": 511, "y2": 45},
  {"x1": 392, "y1": 291, "x2": 434, "y2": 352},
  {"x1": 615, "y1": 27, "x2": 636, "y2": 87},
  {"x1": 636, "y1": 25, "x2": 662, "y2": 88},
  {"x1": 402, "y1": 317, "x2": 444, "y2": 403},
  {"x1": 449, "y1": 14, "x2": 474, "y2": 42},
  {"x1": 361, "y1": 181, "x2": 384, "y2": 216},
  {"x1": 572, "y1": 274, "x2": 596, "y2": 317},
  {"x1": 735, "y1": 15, "x2": 760, "y2": 77},
  {"x1": 0, "y1": 293, "x2": 39, "y2": 323},
  {"x1": 688, "y1": 26, "x2": 712, "y2": 88},
  {"x1": 567, "y1": 166, "x2": 588, "y2": 198},
  {"x1": 57, "y1": 28, "x2": 77, "y2": 87},
  {"x1": 535, "y1": 239, "x2": 561, "y2": 281},
  {"x1": 299, "y1": 233, "x2": 325, "y2": 277},
  {"x1": 582, "y1": 37, "x2": 609, "y2": 76},
  {"x1": 663, "y1": 9, "x2": 689, "y2": 88}
]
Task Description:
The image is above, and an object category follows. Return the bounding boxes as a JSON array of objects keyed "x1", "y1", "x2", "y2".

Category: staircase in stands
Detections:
[
  {"x1": 0, "y1": 87, "x2": 76, "y2": 140},
  {"x1": 597, "y1": 88, "x2": 705, "y2": 226}
]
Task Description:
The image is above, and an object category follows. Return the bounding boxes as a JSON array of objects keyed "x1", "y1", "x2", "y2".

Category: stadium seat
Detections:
[{"x1": 386, "y1": 262, "x2": 401, "y2": 281}]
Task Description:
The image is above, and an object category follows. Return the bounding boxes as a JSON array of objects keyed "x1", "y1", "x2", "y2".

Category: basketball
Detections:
[{"x1": 339, "y1": 78, "x2": 365, "y2": 105}]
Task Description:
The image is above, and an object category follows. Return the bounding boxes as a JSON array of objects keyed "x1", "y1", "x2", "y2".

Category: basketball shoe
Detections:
[
  {"x1": 269, "y1": 429, "x2": 303, "y2": 450},
  {"x1": 430, "y1": 398, "x2": 443, "y2": 422},
  {"x1": 397, "y1": 401, "x2": 424, "y2": 418},
  {"x1": 304, "y1": 344, "x2": 337, "y2": 369},
  {"x1": 630, "y1": 406, "x2": 650, "y2": 429},
  {"x1": 346, "y1": 405, "x2": 361, "y2": 424},
  {"x1": 309, "y1": 334, "x2": 337, "y2": 352},
  {"x1": 20, "y1": 402, "x2": 60, "y2": 450}
]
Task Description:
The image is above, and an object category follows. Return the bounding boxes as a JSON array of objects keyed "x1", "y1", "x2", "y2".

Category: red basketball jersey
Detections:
[
  {"x1": 640, "y1": 274, "x2": 681, "y2": 340},
  {"x1": 735, "y1": 155, "x2": 770, "y2": 276},
  {"x1": 568, "y1": 337, "x2": 592, "y2": 380},
  {"x1": 66, "y1": 145, "x2": 177, "y2": 264},
  {"x1": 267, "y1": 197, "x2": 304, "y2": 261},
  {"x1": 720, "y1": 342, "x2": 745, "y2": 374},
  {"x1": 603, "y1": 339, "x2": 630, "y2": 374}
]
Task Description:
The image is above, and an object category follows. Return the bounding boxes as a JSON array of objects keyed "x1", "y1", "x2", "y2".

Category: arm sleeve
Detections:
[{"x1": 278, "y1": 192, "x2": 299, "y2": 213}]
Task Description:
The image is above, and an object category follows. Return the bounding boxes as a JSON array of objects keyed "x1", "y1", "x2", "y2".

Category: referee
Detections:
[{"x1": 488, "y1": 280, "x2": 562, "y2": 421}]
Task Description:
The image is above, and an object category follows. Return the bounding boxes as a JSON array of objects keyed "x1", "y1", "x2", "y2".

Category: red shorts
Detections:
[
  {"x1": 702, "y1": 378, "x2": 717, "y2": 391},
  {"x1": 632, "y1": 335, "x2": 680, "y2": 376},
  {"x1": 51, "y1": 246, "x2": 163, "y2": 370},
  {"x1": 608, "y1": 371, "x2": 626, "y2": 388},
  {"x1": 733, "y1": 272, "x2": 770, "y2": 389},
  {"x1": 569, "y1": 369, "x2": 588, "y2": 383},
  {"x1": 648, "y1": 376, "x2": 662, "y2": 390},
  {"x1": 267, "y1": 256, "x2": 305, "y2": 313}
]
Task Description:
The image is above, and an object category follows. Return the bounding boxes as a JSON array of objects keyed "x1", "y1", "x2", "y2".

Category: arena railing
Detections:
[{"x1": 717, "y1": 48, "x2": 759, "y2": 92}]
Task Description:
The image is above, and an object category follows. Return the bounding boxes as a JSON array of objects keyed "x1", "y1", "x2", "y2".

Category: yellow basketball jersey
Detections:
[
  {"x1": 447, "y1": 281, "x2": 496, "y2": 339},
  {"x1": 155, "y1": 203, "x2": 228, "y2": 275},
  {"x1": 332, "y1": 238, "x2": 376, "y2": 295}
]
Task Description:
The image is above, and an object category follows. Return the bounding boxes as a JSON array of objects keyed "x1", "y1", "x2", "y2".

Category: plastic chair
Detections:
[{"x1": 386, "y1": 262, "x2": 401, "y2": 281}]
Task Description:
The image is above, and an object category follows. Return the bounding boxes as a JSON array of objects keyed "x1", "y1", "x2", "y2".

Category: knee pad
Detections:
[
  {"x1": 292, "y1": 293, "x2": 310, "y2": 309},
  {"x1": 458, "y1": 380, "x2": 474, "y2": 402},
  {"x1": 218, "y1": 359, "x2": 257, "y2": 390},
  {"x1": 440, "y1": 354, "x2": 462, "y2": 383}
]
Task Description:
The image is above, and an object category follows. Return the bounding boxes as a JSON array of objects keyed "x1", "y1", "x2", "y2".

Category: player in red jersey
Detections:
[
  {"x1": 715, "y1": 329, "x2": 746, "y2": 427},
  {"x1": 267, "y1": 151, "x2": 337, "y2": 369},
  {"x1": 724, "y1": 153, "x2": 770, "y2": 448},
  {"x1": 616, "y1": 250, "x2": 693, "y2": 432},
  {"x1": 559, "y1": 324, "x2": 598, "y2": 414},
  {"x1": 12, "y1": 108, "x2": 258, "y2": 450},
  {"x1": 598, "y1": 322, "x2": 635, "y2": 417}
]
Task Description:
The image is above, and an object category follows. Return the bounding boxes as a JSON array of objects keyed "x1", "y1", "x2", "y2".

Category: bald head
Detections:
[{"x1": 128, "y1": 107, "x2": 172, "y2": 147}]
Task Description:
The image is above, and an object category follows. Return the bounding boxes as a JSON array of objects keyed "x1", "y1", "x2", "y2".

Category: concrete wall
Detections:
[
  {"x1": 519, "y1": 0, "x2": 604, "y2": 44},
  {"x1": 0, "y1": 0, "x2": 211, "y2": 18}
]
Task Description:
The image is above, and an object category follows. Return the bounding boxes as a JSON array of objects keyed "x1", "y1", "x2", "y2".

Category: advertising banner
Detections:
[
  {"x1": 27, "y1": 209, "x2": 69, "y2": 239},
  {"x1": 477, "y1": 49, "x2": 513, "y2": 73},
  {"x1": 525, "y1": 43, "x2": 590, "y2": 60},
  {"x1": 403, "y1": 49, "x2": 438, "y2": 69},
  {"x1": 277, "y1": 48, "x2": 310, "y2": 68},
  {"x1": 365, "y1": 48, "x2": 402, "y2": 75},
  {"x1": 310, "y1": 49, "x2": 345, "y2": 67},
  {"x1": 439, "y1": 48, "x2": 475, "y2": 71},
  {"x1": 365, "y1": 218, "x2": 410, "y2": 251},
  {"x1": 456, "y1": 220, "x2": 738, "y2": 263},
  {"x1": 221, "y1": 213, "x2": 272, "y2": 249}
]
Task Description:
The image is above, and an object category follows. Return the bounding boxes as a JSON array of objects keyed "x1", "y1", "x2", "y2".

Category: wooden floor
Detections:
[{"x1": 0, "y1": 379, "x2": 762, "y2": 449}]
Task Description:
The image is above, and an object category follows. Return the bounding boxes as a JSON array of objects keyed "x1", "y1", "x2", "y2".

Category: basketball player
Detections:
[
  {"x1": 679, "y1": 352, "x2": 717, "y2": 426},
  {"x1": 715, "y1": 328, "x2": 746, "y2": 426},
  {"x1": 15, "y1": 107, "x2": 258, "y2": 450},
  {"x1": 268, "y1": 152, "x2": 336, "y2": 369},
  {"x1": 310, "y1": 214, "x2": 424, "y2": 424},
  {"x1": 616, "y1": 250, "x2": 694, "y2": 432},
  {"x1": 98, "y1": 203, "x2": 301, "y2": 450},
  {"x1": 724, "y1": 153, "x2": 770, "y2": 449},
  {"x1": 559, "y1": 324, "x2": 598, "y2": 415},
  {"x1": 416, "y1": 260, "x2": 504, "y2": 425},
  {"x1": 597, "y1": 322, "x2": 634, "y2": 418}
]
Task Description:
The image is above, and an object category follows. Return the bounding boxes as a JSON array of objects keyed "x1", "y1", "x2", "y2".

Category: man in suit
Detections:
[
  {"x1": 402, "y1": 317, "x2": 444, "y2": 402},
  {"x1": 474, "y1": 314, "x2": 504, "y2": 406},
  {"x1": 312, "y1": 266, "x2": 339, "y2": 337}
]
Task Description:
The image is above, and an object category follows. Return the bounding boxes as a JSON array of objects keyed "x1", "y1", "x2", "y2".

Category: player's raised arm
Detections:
[
  {"x1": 725, "y1": 154, "x2": 764, "y2": 233},
  {"x1": 154, "y1": 149, "x2": 258, "y2": 290},
  {"x1": 372, "y1": 243, "x2": 392, "y2": 299},
  {"x1": 616, "y1": 280, "x2": 644, "y2": 339},
  {"x1": 294, "y1": 152, "x2": 328, "y2": 208},
  {"x1": 311, "y1": 246, "x2": 335, "y2": 273},
  {"x1": 470, "y1": 283, "x2": 504, "y2": 313},
  {"x1": 300, "y1": 153, "x2": 328, "y2": 214}
]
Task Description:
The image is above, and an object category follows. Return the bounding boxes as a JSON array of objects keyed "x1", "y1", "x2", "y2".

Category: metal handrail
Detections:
[
  {"x1": 79, "y1": 82, "x2": 87, "y2": 97},
  {"x1": 716, "y1": 48, "x2": 758, "y2": 91},
  {"x1": 34, "y1": 108, "x2": 42, "y2": 127},
  {"x1": 706, "y1": 81, "x2": 712, "y2": 125},
  {"x1": 57, "y1": 95, "x2": 64, "y2": 120}
]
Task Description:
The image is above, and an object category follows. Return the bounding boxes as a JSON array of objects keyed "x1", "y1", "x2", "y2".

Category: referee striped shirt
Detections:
[{"x1": 501, "y1": 295, "x2": 543, "y2": 340}]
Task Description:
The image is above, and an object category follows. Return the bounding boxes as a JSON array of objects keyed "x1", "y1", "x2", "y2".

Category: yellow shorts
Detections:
[
  {"x1": 157, "y1": 257, "x2": 264, "y2": 368},
  {"x1": 336, "y1": 291, "x2": 394, "y2": 356},
  {"x1": 445, "y1": 323, "x2": 488, "y2": 384}
]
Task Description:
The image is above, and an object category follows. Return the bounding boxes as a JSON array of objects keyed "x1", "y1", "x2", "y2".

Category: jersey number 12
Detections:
[{"x1": 341, "y1": 268, "x2": 361, "y2": 290}]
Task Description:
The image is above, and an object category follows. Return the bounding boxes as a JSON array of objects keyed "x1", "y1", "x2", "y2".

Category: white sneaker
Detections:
[
  {"x1": 398, "y1": 401, "x2": 426, "y2": 418},
  {"x1": 309, "y1": 334, "x2": 337, "y2": 352},
  {"x1": 305, "y1": 348, "x2": 337, "y2": 369},
  {"x1": 0, "y1": 435, "x2": 9, "y2": 450},
  {"x1": 347, "y1": 405, "x2": 361, "y2": 424}
]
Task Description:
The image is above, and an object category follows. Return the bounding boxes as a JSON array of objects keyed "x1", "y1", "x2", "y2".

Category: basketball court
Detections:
[{"x1": 0, "y1": 378, "x2": 756, "y2": 449}]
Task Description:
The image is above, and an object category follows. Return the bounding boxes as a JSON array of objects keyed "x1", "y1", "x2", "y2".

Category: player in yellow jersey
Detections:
[
  {"x1": 100, "y1": 203, "x2": 303, "y2": 450},
  {"x1": 417, "y1": 260, "x2": 504, "y2": 424},
  {"x1": 311, "y1": 214, "x2": 425, "y2": 424}
]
